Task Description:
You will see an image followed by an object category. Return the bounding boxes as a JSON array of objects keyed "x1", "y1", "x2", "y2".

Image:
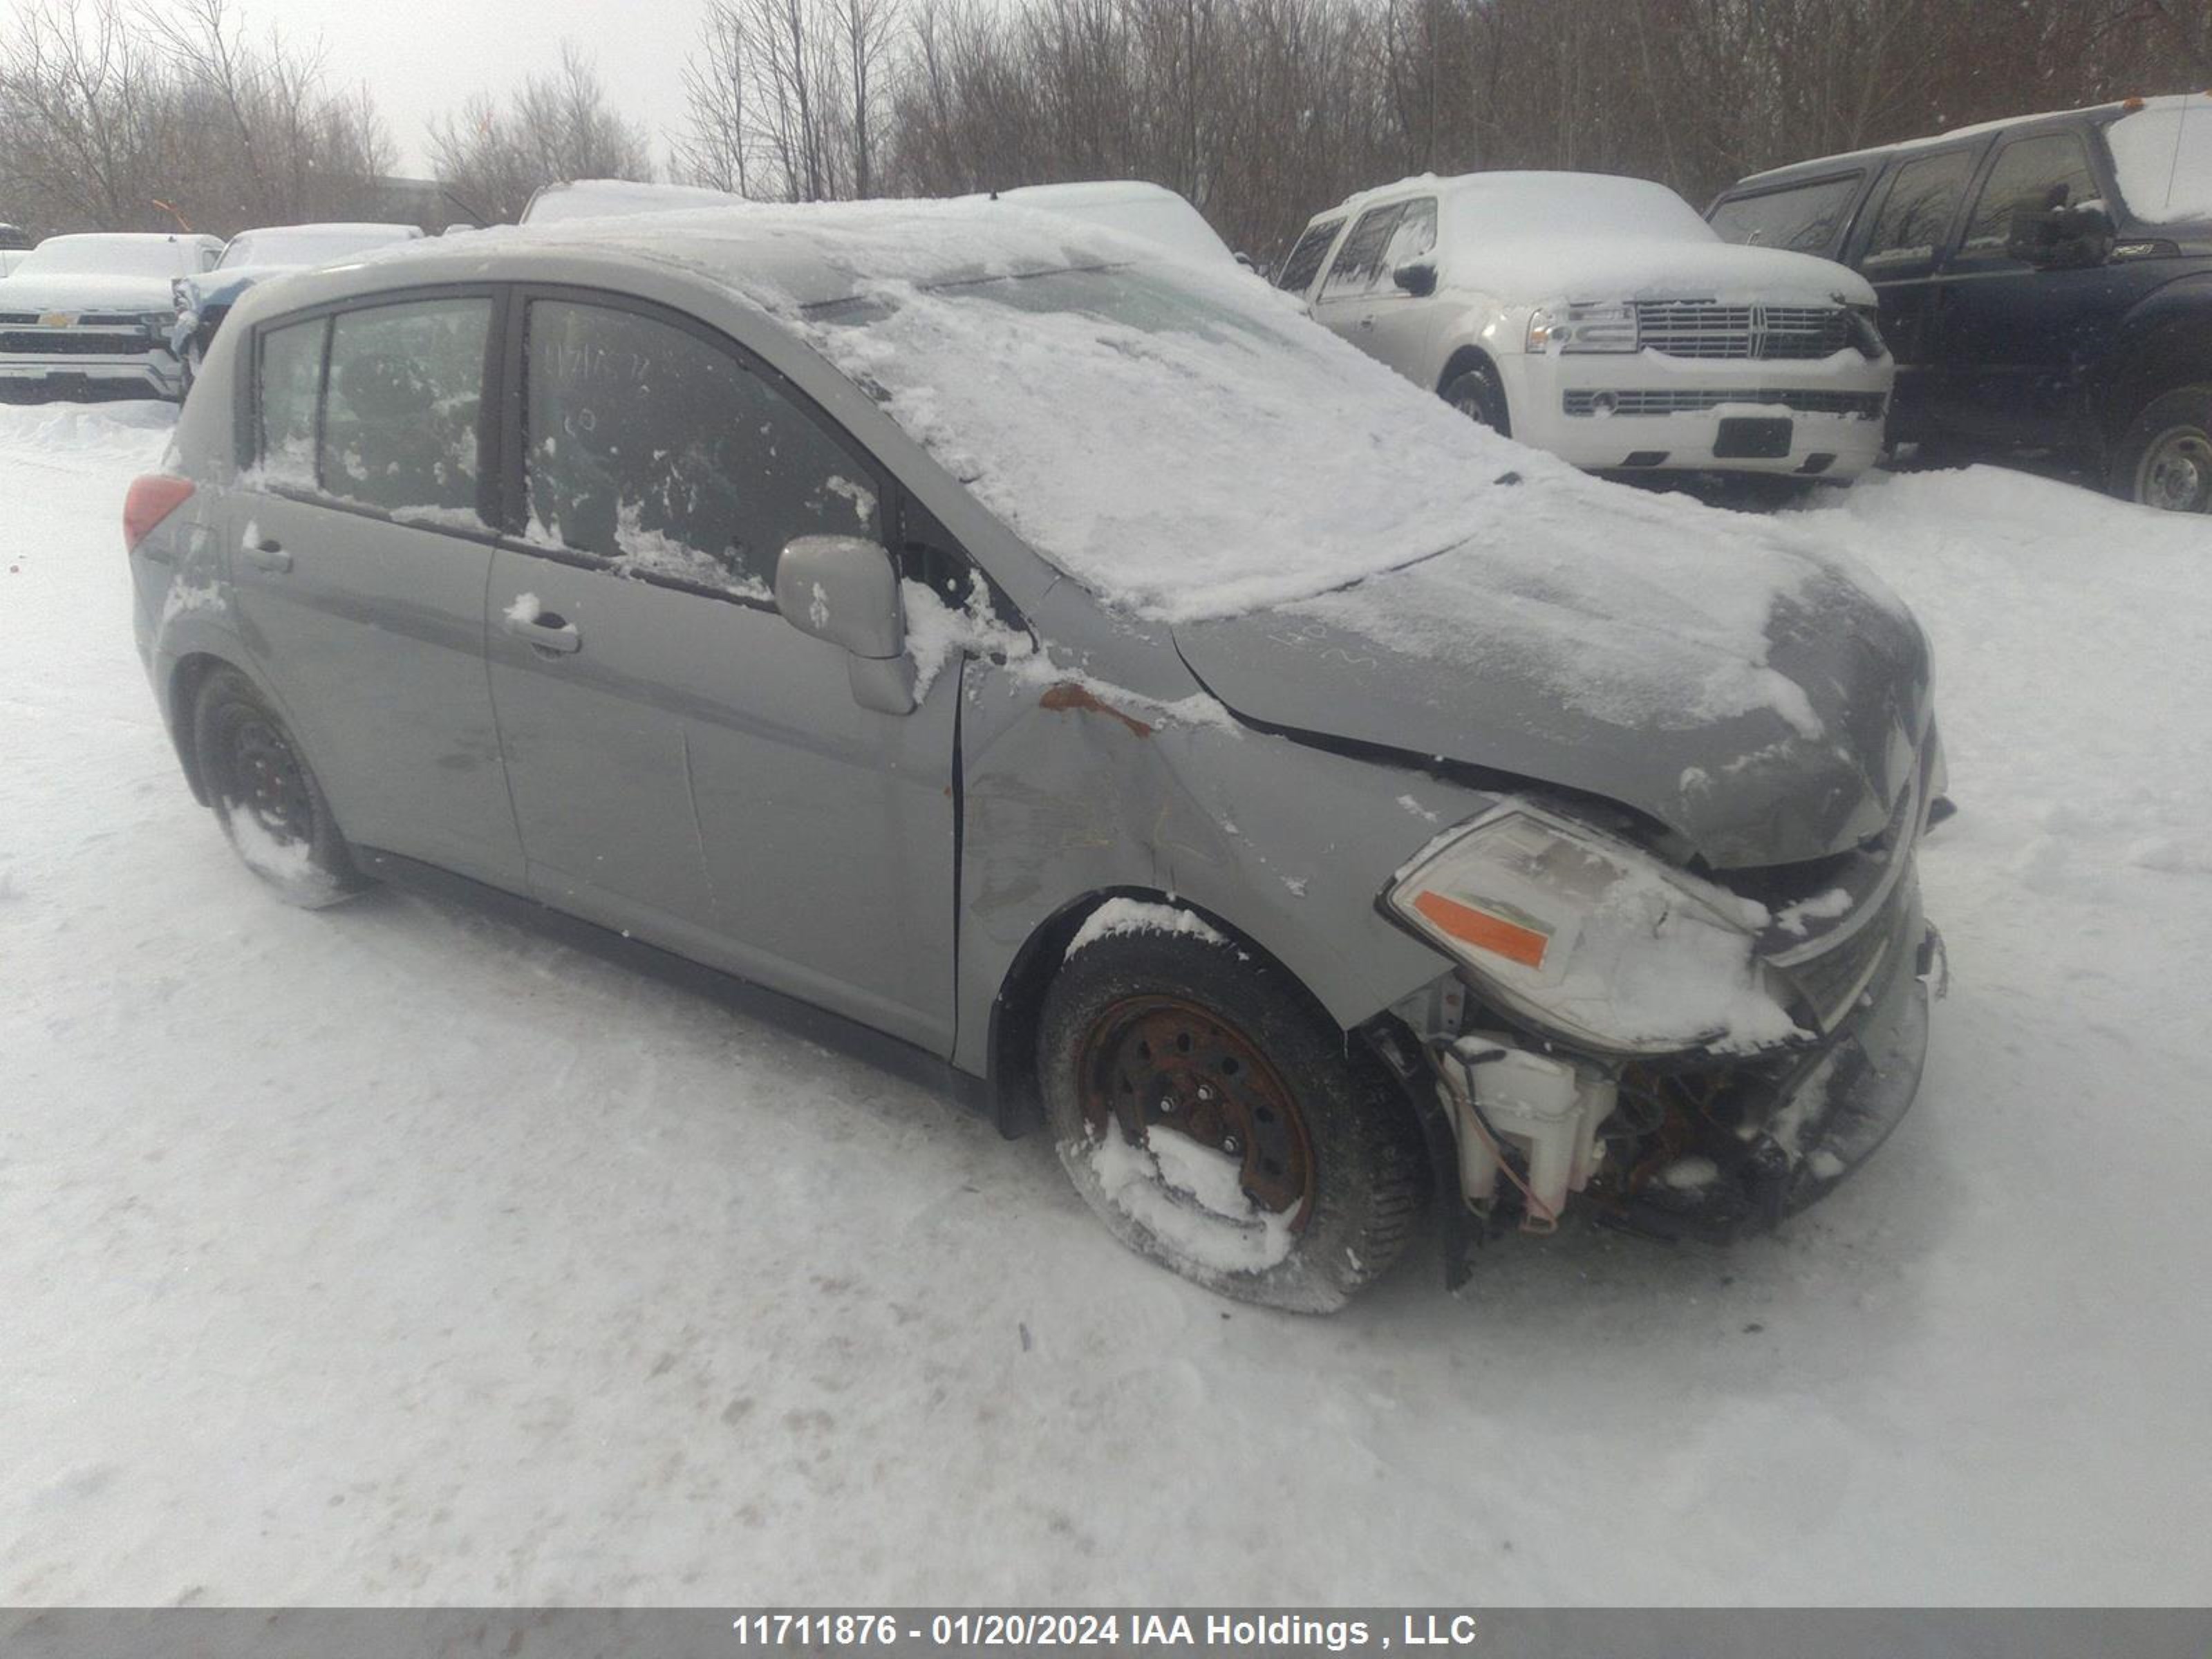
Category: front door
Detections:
[
  {"x1": 1925, "y1": 129, "x2": 2110, "y2": 449},
  {"x1": 1846, "y1": 146, "x2": 1984, "y2": 444},
  {"x1": 484, "y1": 291, "x2": 960, "y2": 1052},
  {"x1": 227, "y1": 292, "x2": 523, "y2": 890}
]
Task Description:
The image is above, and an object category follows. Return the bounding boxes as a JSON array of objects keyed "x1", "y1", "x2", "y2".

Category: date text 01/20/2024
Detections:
[{"x1": 727, "y1": 1613, "x2": 1485, "y2": 1649}]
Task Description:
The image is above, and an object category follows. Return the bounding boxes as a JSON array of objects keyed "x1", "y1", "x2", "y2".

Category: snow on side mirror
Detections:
[{"x1": 774, "y1": 534, "x2": 915, "y2": 715}]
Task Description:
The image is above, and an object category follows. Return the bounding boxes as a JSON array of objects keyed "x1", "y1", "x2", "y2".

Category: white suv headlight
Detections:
[
  {"x1": 1526, "y1": 301, "x2": 1638, "y2": 354},
  {"x1": 1385, "y1": 801, "x2": 1803, "y2": 1055}
]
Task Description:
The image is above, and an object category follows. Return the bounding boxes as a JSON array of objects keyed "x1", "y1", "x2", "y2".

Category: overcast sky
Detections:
[{"x1": 267, "y1": 0, "x2": 696, "y2": 174}]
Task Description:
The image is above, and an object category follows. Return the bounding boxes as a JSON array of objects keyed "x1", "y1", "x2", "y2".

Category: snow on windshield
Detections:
[
  {"x1": 2106, "y1": 100, "x2": 2212, "y2": 224},
  {"x1": 531, "y1": 199, "x2": 1900, "y2": 738},
  {"x1": 12, "y1": 235, "x2": 200, "y2": 279}
]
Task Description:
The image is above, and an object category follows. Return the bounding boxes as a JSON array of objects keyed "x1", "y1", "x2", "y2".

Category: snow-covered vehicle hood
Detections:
[
  {"x1": 1469, "y1": 236, "x2": 1875, "y2": 308},
  {"x1": 0, "y1": 272, "x2": 174, "y2": 314},
  {"x1": 1172, "y1": 492, "x2": 1931, "y2": 869}
]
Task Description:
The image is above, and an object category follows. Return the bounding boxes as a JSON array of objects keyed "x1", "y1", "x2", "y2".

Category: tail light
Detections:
[{"x1": 124, "y1": 474, "x2": 194, "y2": 553}]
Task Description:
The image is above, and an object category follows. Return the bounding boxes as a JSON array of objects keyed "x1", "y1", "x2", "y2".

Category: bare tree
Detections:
[
  {"x1": 0, "y1": 0, "x2": 392, "y2": 237},
  {"x1": 428, "y1": 43, "x2": 653, "y2": 223}
]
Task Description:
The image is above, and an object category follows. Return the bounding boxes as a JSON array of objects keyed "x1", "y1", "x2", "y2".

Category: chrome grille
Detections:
[
  {"x1": 1633, "y1": 301, "x2": 1853, "y2": 361},
  {"x1": 0, "y1": 330, "x2": 151, "y2": 356},
  {"x1": 1564, "y1": 387, "x2": 1886, "y2": 418}
]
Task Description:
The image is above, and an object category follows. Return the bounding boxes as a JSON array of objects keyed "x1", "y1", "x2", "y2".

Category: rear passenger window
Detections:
[
  {"x1": 256, "y1": 317, "x2": 326, "y2": 488},
  {"x1": 1960, "y1": 133, "x2": 2099, "y2": 256},
  {"x1": 1276, "y1": 218, "x2": 1343, "y2": 293},
  {"x1": 320, "y1": 298, "x2": 491, "y2": 520},
  {"x1": 1709, "y1": 176, "x2": 1862, "y2": 254},
  {"x1": 521, "y1": 299, "x2": 875, "y2": 599},
  {"x1": 1861, "y1": 151, "x2": 1978, "y2": 268},
  {"x1": 1319, "y1": 204, "x2": 1405, "y2": 301}
]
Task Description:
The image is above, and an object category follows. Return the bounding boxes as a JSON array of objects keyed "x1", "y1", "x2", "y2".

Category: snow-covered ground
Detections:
[{"x1": 3, "y1": 402, "x2": 2209, "y2": 1604}]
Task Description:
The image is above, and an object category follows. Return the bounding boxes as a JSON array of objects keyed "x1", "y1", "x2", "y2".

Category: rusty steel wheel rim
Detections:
[{"x1": 1076, "y1": 995, "x2": 1316, "y2": 1228}]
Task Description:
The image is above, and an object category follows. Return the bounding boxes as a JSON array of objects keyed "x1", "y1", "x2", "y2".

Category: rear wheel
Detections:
[
  {"x1": 2110, "y1": 384, "x2": 2212, "y2": 513},
  {"x1": 1441, "y1": 361, "x2": 1512, "y2": 437},
  {"x1": 192, "y1": 667, "x2": 367, "y2": 908},
  {"x1": 1039, "y1": 920, "x2": 1427, "y2": 1312}
]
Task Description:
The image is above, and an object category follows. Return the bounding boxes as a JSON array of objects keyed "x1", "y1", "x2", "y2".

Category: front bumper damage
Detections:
[
  {"x1": 1602, "y1": 885, "x2": 1937, "y2": 1244},
  {"x1": 1410, "y1": 874, "x2": 1940, "y2": 1285}
]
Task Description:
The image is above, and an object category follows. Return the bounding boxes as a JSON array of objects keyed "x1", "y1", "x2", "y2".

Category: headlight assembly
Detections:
[
  {"x1": 1385, "y1": 800, "x2": 1803, "y2": 1056},
  {"x1": 1526, "y1": 301, "x2": 1638, "y2": 354}
]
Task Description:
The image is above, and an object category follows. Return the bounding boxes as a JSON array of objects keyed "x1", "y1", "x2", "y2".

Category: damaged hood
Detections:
[{"x1": 1172, "y1": 489, "x2": 1931, "y2": 869}]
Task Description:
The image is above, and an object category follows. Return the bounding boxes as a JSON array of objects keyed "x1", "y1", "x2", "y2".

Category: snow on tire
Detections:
[
  {"x1": 1039, "y1": 911, "x2": 1427, "y2": 1312},
  {"x1": 192, "y1": 666, "x2": 368, "y2": 909}
]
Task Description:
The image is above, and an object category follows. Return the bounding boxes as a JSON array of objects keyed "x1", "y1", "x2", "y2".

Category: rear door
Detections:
[
  {"x1": 1924, "y1": 128, "x2": 2110, "y2": 447},
  {"x1": 1844, "y1": 145, "x2": 1985, "y2": 440},
  {"x1": 228, "y1": 290, "x2": 524, "y2": 890},
  {"x1": 483, "y1": 290, "x2": 961, "y2": 1051}
]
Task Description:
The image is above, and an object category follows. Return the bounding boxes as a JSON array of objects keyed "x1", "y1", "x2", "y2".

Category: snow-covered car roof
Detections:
[
  {"x1": 520, "y1": 179, "x2": 746, "y2": 225},
  {"x1": 214, "y1": 223, "x2": 422, "y2": 270},
  {"x1": 11, "y1": 232, "x2": 223, "y2": 279}
]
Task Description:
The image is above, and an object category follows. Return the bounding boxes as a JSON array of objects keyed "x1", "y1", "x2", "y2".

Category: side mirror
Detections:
[
  {"x1": 2006, "y1": 202, "x2": 2113, "y2": 269},
  {"x1": 1392, "y1": 261, "x2": 1438, "y2": 297},
  {"x1": 775, "y1": 534, "x2": 915, "y2": 714}
]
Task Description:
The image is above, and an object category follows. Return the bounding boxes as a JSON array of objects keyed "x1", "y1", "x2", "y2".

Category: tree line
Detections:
[{"x1": 6, "y1": 0, "x2": 2207, "y2": 259}]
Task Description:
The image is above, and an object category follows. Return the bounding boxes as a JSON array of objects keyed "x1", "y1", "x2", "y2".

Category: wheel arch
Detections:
[
  {"x1": 985, "y1": 885, "x2": 1363, "y2": 1139},
  {"x1": 1436, "y1": 342, "x2": 1503, "y2": 397},
  {"x1": 2094, "y1": 276, "x2": 2212, "y2": 443},
  {"x1": 167, "y1": 649, "x2": 235, "y2": 805}
]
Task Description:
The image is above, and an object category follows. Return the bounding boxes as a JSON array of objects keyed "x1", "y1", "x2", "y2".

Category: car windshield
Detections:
[
  {"x1": 12, "y1": 236, "x2": 200, "y2": 279},
  {"x1": 795, "y1": 255, "x2": 1548, "y2": 621},
  {"x1": 218, "y1": 227, "x2": 415, "y2": 269}
]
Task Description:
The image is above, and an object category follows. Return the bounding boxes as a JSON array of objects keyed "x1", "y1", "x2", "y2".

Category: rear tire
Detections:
[
  {"x1": 1441, "y1": 361, "x2": 1512, "y2": 437},
  {"x1": 1039, "y1": 919, "x2": 1427, "y2": 1313},
  {"x1": 192, "y1": 666, "x2": 367, "y2": 908},
  {"x1": 2110, "y1": 384, "x2": 2212, "y2": 512}
]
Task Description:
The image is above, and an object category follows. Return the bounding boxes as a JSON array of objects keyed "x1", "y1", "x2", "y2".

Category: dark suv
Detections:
[{"x1": 1708, "y1": 94, "x2": 2212, "y2": 512}]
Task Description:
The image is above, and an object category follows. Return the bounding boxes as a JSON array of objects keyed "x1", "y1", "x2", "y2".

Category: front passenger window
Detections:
[
  {"x1": 521, "y1": 299, "x2": 877, "y2": 599},
  {"x1": 1318, "y1": 205, "x2": 1405, "y2": 301},
  {"x1": 1960, "y1": 134, "x2": 2099, "y2": 255},
  {"x1": 320, "y1": 298, "x2": 491, "y2": 519}
]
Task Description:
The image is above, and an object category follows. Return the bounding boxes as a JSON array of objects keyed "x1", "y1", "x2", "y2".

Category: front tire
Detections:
[
  {"x1": 2110, "y1": 384, "x2": 2212, "y2": 512},
  {"x1": 1039, "y1": 920, "x2": 1427, "y2": 1312},
  {"x1": 1441, "y1": 361, "x2": 1512, "y2": 436},
  {"x1": 192, "y1": 666, "x2": 367, "y2": 908}
]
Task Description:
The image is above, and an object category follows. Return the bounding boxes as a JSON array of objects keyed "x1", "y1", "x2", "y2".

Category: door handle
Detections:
[
  {"x1": 1358, "y1": 315, "x2": 1376, "y2": 329},
  {"x1": 243, "y1": 536, "x2": 290, "y2": 572},
  {"x1": 503, "y1": 612, "x2": 582, "y2": 655}
]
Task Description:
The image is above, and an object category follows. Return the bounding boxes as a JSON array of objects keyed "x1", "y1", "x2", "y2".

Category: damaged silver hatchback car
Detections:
[{"x1": 126, "y1": 202, "x2": 1944, "y2": 1311}]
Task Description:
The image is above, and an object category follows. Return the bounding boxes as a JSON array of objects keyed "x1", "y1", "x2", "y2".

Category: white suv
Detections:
[{"x1": 1278, "y1": 171, "x2": 1895, "y2": 485}]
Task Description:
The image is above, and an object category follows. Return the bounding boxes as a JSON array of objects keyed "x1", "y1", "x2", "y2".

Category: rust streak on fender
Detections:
[{"x1": 1039, "y1": 680, "x2": 1153, "y2": 739}]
